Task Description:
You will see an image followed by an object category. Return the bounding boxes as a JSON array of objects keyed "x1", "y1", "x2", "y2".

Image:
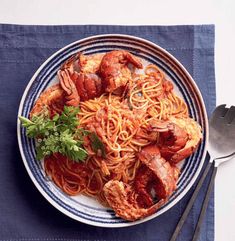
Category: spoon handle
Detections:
[
  {"x1": 192, "y1": 163, "x2": 217, "y2": 241},
  {"x1": 169, "y1": 157, "x2": 213, "y2": 241}
]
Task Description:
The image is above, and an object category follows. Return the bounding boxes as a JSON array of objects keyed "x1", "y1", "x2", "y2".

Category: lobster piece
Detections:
[
  {"x1": 103, "y1": 145, "x2": 179, "y2": 221},
  {"x1": 103, "y1": 180, "x2": 165, "y2": 221},
  {"x1": 135, "y1": 145, "x2": 179, "y2": 207},
  {"x1": 30, "y1": 84, "x2": 65, "y2": 118},
  {"x1": 148, "y1": 117, "x2": 202, "y2": 164},
  {"x1": 61, "y1": 52, "x2": 104, "y2": 74},
  {"x1": 134, "y1": 165, "x2": 155, "y2": 208},
  {"x1": 99, "y1": 50, "x2": 143, "y2": 93},
  {"x1": 58, "y1": 69, "x2": 80, "y2": 106},
  {"x1": 79, "y1": 52, "x2": 104, "y2": 74},
  {"x1": 58, "y1": 52, "x2": 103, "y2": 104},
  {"x1": 75, "y1": 73, "x2": 103, "y2": 101}
]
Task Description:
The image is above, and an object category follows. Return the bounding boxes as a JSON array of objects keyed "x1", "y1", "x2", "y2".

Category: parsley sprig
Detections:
[{"x1": 19, "y1": 106, "x2": 88, "y2": 162}]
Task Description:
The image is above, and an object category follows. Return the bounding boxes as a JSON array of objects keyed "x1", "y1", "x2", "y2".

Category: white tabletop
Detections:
[{"x1": 1, "y1": 0, "x2": 235, "y2": 240}]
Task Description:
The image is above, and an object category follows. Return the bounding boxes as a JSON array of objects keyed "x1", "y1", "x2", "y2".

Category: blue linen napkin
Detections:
[{"x1": 0, "y1": 24, "x2": 215, "y2": 241}]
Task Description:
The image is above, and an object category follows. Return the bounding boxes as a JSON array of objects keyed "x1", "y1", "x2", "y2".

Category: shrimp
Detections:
[{"x1": 99, "y1": 50, "x2": 143, "y2": 93}]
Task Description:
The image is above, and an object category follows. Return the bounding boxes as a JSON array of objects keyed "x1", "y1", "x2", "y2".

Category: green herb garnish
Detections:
[{"x1": 19, "y1": 106, "x2": 88, "y2": 162}]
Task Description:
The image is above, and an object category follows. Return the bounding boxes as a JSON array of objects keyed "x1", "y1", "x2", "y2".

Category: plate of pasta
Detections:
[{"x1": 17, "y1": 34, "x2": 208, "y2": 227}]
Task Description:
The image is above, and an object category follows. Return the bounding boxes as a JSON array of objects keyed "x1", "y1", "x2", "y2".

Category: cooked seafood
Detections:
[
  {"x1": 75, "y1": 73, "x2": 103, "y2": 101},
  {"x1": 59, "y1": 52, "x2": 103, "y2": 103},
  {"x1": 99, "y1": 50, "x2": 143, "y2": 92},
  {"x1": 58, "y1": 69, "x2": 102, "y2": 103},
  {"x1": 103, "y1": 180, "x2": 165, "y2": 221},
  {"x1": 134, "y1": 165, "x2": 155, "y2": 208},
  {"x1": 79, "y1": 52, "x2": 104, "y2": 74},
  {"x1": 61, "y1": 52, "x2": 103, "y2": 74},
  {"x1": 58, "y1": 69, "x2": 80, "y2": 106},
  {"x1": 136, "y1": 145, "x2": 179, "y2": 203},
  {"x1": 104, "y1": 145, "x2": 179, "y2": 220},
  {"x1": 168, "y1": 117, "x2": 202, "y2": 163},
  {"x1": 148, "y1": 117, "x2": 202, "y2": 163},
  {"x1": 30, "y1": 84, "x2": 65, "y2": 117}
]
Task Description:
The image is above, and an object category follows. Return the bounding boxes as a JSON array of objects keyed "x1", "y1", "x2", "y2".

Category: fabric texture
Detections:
[{"x1": 0, "y1": 24, "x2": 215, "y2": 241}]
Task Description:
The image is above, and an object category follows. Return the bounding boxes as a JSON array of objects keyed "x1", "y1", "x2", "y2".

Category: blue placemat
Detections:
[{"x1": 0, "y1": 24, "x2": 215, "y2": 241}]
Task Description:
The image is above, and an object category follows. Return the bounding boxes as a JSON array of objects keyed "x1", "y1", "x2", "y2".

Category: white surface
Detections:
[{"x1": 0, "y1": 0, "x2": 235, "y2": 240}]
